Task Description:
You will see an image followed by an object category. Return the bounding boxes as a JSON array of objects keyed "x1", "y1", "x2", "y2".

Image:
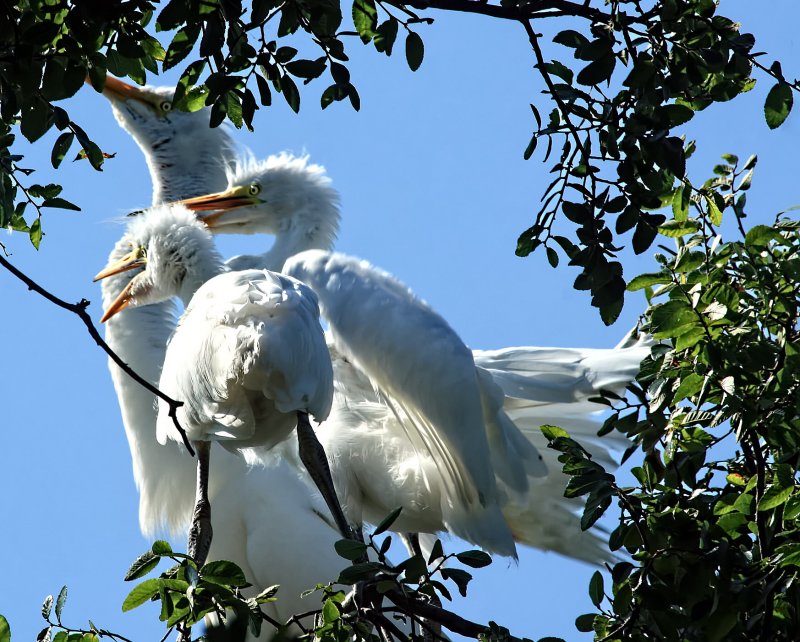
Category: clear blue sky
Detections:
[{"x1": 1, "y1": 2, "x2": 797, "y2": 640}]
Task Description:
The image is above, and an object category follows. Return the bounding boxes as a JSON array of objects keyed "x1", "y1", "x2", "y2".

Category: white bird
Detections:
[
  {"x1": 177, "y1": 162, "x2": 650, "y2": 561},
  {"x1": 96, "y1": 205, "x2": 350, "y2": 566},
  {"x1": 96, "y1": 77, "x2": 352, "y2": 626}
]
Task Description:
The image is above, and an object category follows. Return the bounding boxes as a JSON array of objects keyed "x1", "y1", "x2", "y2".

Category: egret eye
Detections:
[
  {"x1": 160, "y1": 100, "x2": 172, "y2": 112},
  {"x1": 249, "y1": 184, "x2": 261, "y2": 196}
]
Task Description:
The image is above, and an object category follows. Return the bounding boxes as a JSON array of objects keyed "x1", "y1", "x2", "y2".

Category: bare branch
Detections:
[{"x1": 0, "y1": 254, "x2": 195, "y2": 456}]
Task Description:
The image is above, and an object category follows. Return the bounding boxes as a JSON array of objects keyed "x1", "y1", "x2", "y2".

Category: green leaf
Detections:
[
  {"x1": 41, "y1": 198, "x2": 80, "y2": 211},
  {"x1": 588, "y1": 571, "x2": 604, "y2": 607},
  {"x1": 163, "y1": 25, "x2": 201, "y2": 71},
  {"x1": 576, "y1": 54, "x2": 615, "y2": 86},
  {"x1": 20, "y1": 99, "x2": 53, "y2": 143},
  {"x1": 122, "y1": 579, "x2": 161, "y2": 612},
  {"x1": 322, "y1": 599, "x2": 340, "y2": 623},
  {"x1": 540, "y1": 424, "x2": 570, "y2": 440},
  {"x1": 125, "y1": 551, "x2": 160, "y2": 581},
  {"x1": 280, "y1": 75, "x2": 300, "y2": 113},
  {"x1": 201, "y1": 560, "x2": 248, "y2": 587},
  {"x1": 704, "y1": 193, "x2": 723, "y2": 225},
  {"x1": 50, "y1": 133, "x2": 75, "y2": 169},
  {"x1": 553, "y1": 30, "x2": 589, "y2": 49},
  {"x1": 405, "y1": 32, "x2": 424, "y2": 72},
  {"x1": 575, "y1": 613, "x2": 595, "y2": 632},
  {"x1": 454, "y1": 550, "x2": 492, "y2": 568},
  {"x1": 658, "y1": 219, "x2": 700, "y2": 237},
  {"x1": 627, "y1": 272, "x2": 670, "y2": 291},
  {"x1": 152, "y1": 541, "x2": 173, "y2": 555},
  {"x1": 374, "y1": 506, "x2": 402, "y2": 535},
  {"x1": 764, "y1": 82, "x2": 793, "y2": 129},
  {"x1": 29, "y1": 218, "x2": 42, "y2": 249},
  {"x1": 352, "y1": 0, "x2": 378, "y2": 43},
  {"x1": 0, "y1": 615, "x2": 9, "y2": 642},
  {"x1": 55, "y1": 587, "x2": 67, "y2": 623},
  {"x1": 42, "y1": 595, "x2": 54, "y2": 620},
  {"x1": 334, "y1": 539, "x2": 368, "y2": 561},
  {"x1": 759, "y1": 486, "x2": 794, "y2": 512}
]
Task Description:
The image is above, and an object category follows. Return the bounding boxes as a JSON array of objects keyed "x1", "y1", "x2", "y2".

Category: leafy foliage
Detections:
[
  {"x1": 120, "y1": 530, "x2": 530, "y2": 642},
  {"x1": 545, "y1": 157, "x2": 800, "y2": 640},
  {"x1": 516, "y1": 0, "x2": 799, "y2": 323}
]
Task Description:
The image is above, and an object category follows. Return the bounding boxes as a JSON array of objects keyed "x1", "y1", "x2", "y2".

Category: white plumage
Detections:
[
  {"x1": 179, "y1": 162, "x2": 649, "y2": 561},
  {"x1": 97, "y1": 79, "x2": 349, "y2": 629},
  {"x1": 156, "y1": 269, "x2": 333, "y2": 450}
]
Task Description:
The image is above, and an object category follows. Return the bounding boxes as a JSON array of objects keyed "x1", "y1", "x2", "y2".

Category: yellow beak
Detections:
[
  {"x1": 94, "y1": 250, "x2": 148, "y2": 323},
  {"x1": 100, "y1": 75, "x2": 148, "y2": 102},
  {"x1": 93, "y1": 250, "x2": 146, "y2": 282},
  {"x1": 178, "y1": 187, "x2": 261, "y2": 228},
  {"x1": 99, "y1": 279, "x2": 137, "y2": 323}
]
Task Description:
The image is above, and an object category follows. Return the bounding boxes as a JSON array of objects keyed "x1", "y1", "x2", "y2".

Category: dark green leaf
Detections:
[
  {"x1": 280, "y1": 75, "x2": 300, "y2": 113},
  {"x1": 374, "y1": 506, "x2": 402, "y2": 535},
  {"x1": 553, "y1": 30, "x2": 589, "y2": 49},
  {"x1": 152, "y1": 541, "x2": 173, "y2": 555},
  {"x1": 164, "y1": 25, "x2": 201, "y2": 71},
  {"x1": 50, "y1": 132, "x2": 74, "y2": 169},
  {"x1": 41, "y1": 198, "x2": 80, "y2": 211},
  {"x1": 201, "y1": 560, "x2": 248, "y2": 586},
  {"x1": 405, "y1": 32, "x2": 424, "y2": 72},
  {"x1": 0, "y1": 615, "x2": 9, "y2": 642},
  {"x1": 125, "y1": 551, "x2": 160, "y2": 581},
  {"x1": 334, "y1": 539, "x2": 368, "y2": 561},
  {"x1": 455, "y1": 550, "x2": 492, "y2": 568},
  {"x1": 764, "y1": 82, "x2": 793, "y2": 129},
  {"x1": 589, "y1": 571, "x2": 604, "y2": 606},
  {"x1": 576, "y1": 54, "x2": 616, "y2": 86}
]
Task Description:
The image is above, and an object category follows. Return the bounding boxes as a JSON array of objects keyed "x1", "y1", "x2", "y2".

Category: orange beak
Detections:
[
  {"x1": 93, "y1": 250, "x2": 147, "y2": 323},
  {"x1": 99, "y1": 279, "x2": 138, "y2": 323},
  {"x1": 177, "y1": 187, "x2": 262, "y2": 228},
  {"x1": 100, "y1": 75, "x2": 147, "y2": 102}
]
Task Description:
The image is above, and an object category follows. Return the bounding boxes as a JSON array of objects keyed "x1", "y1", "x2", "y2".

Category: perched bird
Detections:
[
  {"x1": 178, "y1": 164, "x2": 649, "y2": 561},
  {"x1": 96, "y1": 205, "x2": 353, "y2": 566},
  {"x1": 95, "y1": 78, "x2": 351, "y2": 627}
]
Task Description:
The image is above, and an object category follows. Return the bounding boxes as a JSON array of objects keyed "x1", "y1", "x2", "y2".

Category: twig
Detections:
[{"x1": 0, "y1": 254, "x2": 195, "y2": 456}]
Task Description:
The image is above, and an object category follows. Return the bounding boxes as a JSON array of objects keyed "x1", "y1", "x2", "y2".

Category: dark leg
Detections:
[
  {"x1": 296, "y1": 411, "x2": 360, "y2": 542},
  {"x1": 188, "y1": 440, "x2": 213, "y2": 567}
]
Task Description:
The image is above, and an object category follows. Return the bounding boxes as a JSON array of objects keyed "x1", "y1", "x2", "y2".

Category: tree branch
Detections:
[
  {"x1": 0, "y1": 254, "x2": 195, "y2": 456},
  {"x1": 401, "y1": 0, "x2": 622, "y2": 23}
]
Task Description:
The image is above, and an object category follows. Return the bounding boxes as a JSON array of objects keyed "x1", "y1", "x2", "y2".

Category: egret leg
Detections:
[
  {"x1": 296, "y1": 411, "x2": 359, "y2": 542},
  {"x1": 188, "y1": 440, "x2": 213, "y2": 567}
]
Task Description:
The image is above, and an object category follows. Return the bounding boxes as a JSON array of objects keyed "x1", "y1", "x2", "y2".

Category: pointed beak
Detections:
[
  {"x1": 99, "y1": 278, "x2": 138, "y2": 323},
  {"x1": 178, "y1": 187, "x2": 262, "y2": 229},
  {"x1": 101, "y1": 75, "x2": 147, "y2": 102},
  {"x1": 93, "y1": 250, "x2": 146, "y2": 282}
]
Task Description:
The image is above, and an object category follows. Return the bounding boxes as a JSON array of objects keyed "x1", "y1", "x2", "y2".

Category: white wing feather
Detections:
[
  {"x1": 284, "y1": 250, "x2": 519, "y2": 555},
  {"x1": 157, "y1": 269, "x2": 333, "y2": 449}
]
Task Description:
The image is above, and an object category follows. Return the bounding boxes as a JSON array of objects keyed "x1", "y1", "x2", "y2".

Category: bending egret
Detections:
[
  {"x1": 178, "y1": 166, "x2": 648, "y2": 562},
  {"x1": 95, "y1": 79, "x2": 350, "y2": 625},
  {"x1": 96, "y1": 205, "x2": 357, "y2": 570}
]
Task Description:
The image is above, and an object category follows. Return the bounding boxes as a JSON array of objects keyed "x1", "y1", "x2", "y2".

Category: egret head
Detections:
[
  {"x1": 98, "y1": 75, "x2": 237, "y2": 202},
  {"x1": 95, "y1": 205, "x2": 220, "y2": 321},
  {"x1": 178, "y1": 153, "x2": 341, "y2": 243}
]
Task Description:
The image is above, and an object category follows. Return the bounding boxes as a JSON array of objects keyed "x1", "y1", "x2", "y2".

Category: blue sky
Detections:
[{"x1": 1, "y1": 1, "x2": 797, "y2": 640}]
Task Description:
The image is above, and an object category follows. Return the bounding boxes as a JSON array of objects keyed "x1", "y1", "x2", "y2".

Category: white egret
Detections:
[
  {"x1": 177, "y1": 163, "x2": 648, "y2": 562},
  {"x1": 96, "y1": 205, "x2": 352, "y2": 567},
  {"x1": 96, "y1": 78, "x2": 351, "y2": 626}
]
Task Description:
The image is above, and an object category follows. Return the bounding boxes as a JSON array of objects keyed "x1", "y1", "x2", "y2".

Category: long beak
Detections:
[
  {"x1": 178, "y1": 188, "x2": 261, "y2": 228},
  {"x1": 101, "y1": 75, "x2": 147, "y2": 102},
  {"x1": 100, "y1": 278, "x2": 137, "y2": 323},
  {"x1": 93, "y1": 250, "x2": 145, "y2": 282}
]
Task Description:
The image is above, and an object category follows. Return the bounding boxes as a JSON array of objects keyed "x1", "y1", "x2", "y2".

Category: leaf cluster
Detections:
[
  {"x1": 517, "y1": 0, "x2": 798, "y2": 322},
  {"x1": 544, "y1": 156, "x2": 800, "y2": 640}
]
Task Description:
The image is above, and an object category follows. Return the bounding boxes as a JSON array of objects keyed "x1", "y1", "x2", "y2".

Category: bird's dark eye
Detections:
[
  {"x1": 160, "y1": 101, "x2": 172, "y2": 112},
  {"x1": 249, "y1": 183, "x2": 261, "y2": 196}
]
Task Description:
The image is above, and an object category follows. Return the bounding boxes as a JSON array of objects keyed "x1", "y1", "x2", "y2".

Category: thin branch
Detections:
[
  {"x1": 401, "y1": 0, "x2": 617, "y2": 23},
  {"x1": 0, "y1": 254, "x2": 195, "y2": 456}
]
